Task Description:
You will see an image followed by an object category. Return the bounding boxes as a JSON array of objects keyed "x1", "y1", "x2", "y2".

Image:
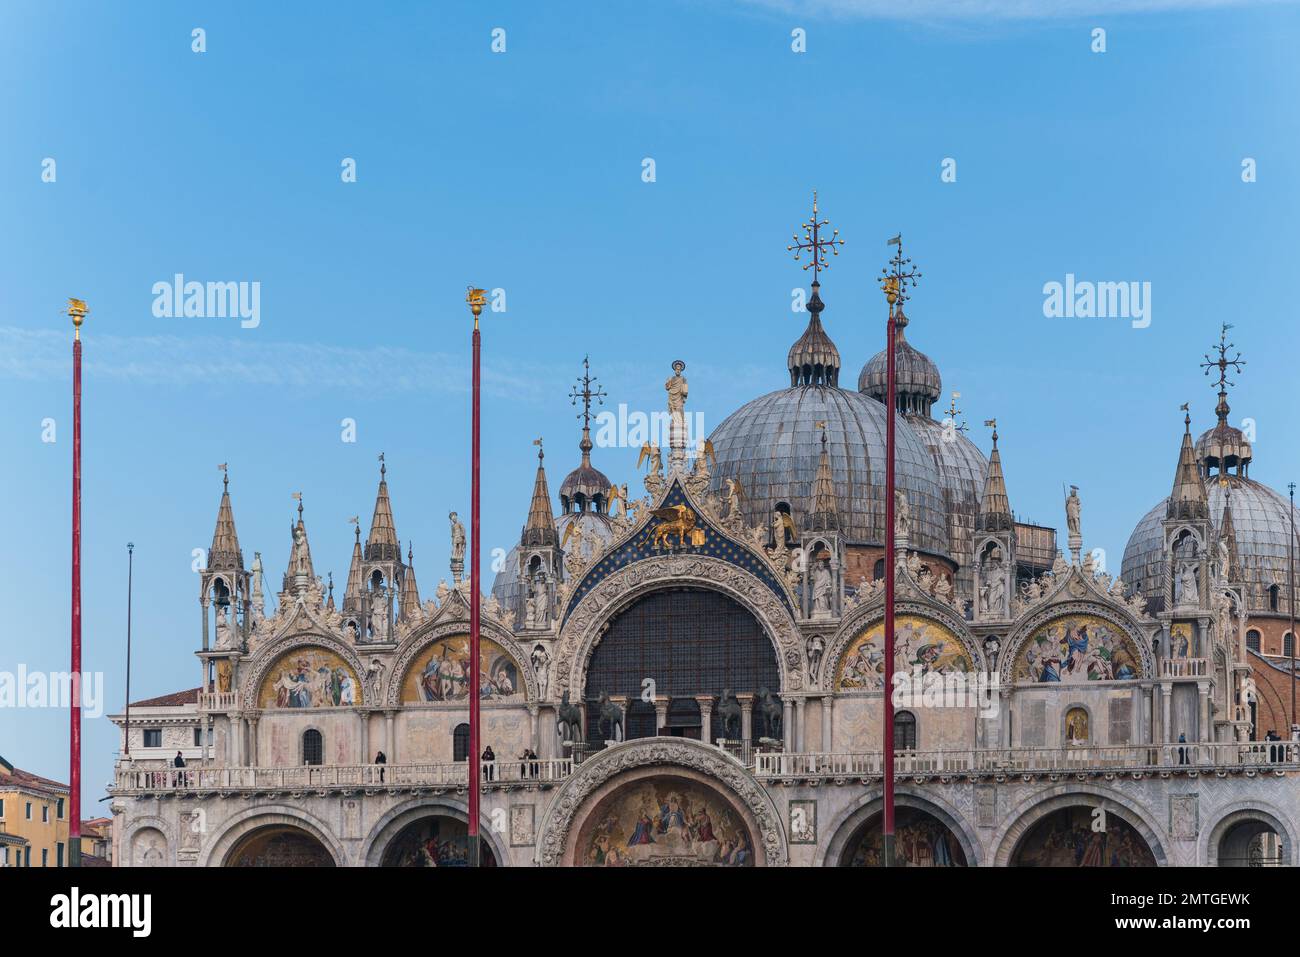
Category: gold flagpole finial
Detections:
[{"x1": 67, "y1": 298, "x2": 89, "y2": 340}]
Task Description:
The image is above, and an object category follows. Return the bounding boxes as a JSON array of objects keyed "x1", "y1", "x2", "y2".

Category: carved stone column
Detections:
[
  {"x1": 359, "y1": 710, "x2": 370, "y2": 764},
  {"x1": 1198, "y1": 683, "x2": 1210, "y2": 748},
  {"x1": 528, "y1": 704, "x2": 540, "y2": 753},
  {"x1": 653, "y1": 696, "x2": 670, "y2": 733},
  {"x1": 1161, "y1": 685, "x2": 1173, "y2": 745},
  {"x1": 200, "y1": 600, "x2": 210, "y2": 653},
  {"x1": 821, "y1": 696, "x2": 833, "y2": 752},
  {"x1": 794, "y1": 698, "x2": 806, "y2": 752},
  {"x1": 384, "y1": 710, "x2": 396, "y2": 763},
  {"x1": 695, "y1": 695, "x2": 714, "y2": 745},
  {"x1": 1000, "y1": 689, "x2": 1012, "y2": 748},
  {"x1": 736, "y1": 693, "x2": 755, "y2": 743},
  {"x1": 782, "y1": 698, "x2": 795, "y2": 752}
]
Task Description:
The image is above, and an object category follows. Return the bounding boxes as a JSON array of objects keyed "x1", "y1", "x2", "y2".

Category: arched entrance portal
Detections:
[
  {"x1": 1217, "y1": 819, "x2": 1284, "y2": 867},
  {"x1": 839, "y1": 808, "x2": 967, "y2": 867},
  {"x1": 1011, "y1": 806, "x2": 1156, "y2": 867},
  {"x1": 572, "y1": 771, "x2": 755, "y2": 866},
  {"x1": 584, "y1": 587, "x2": 779, "y2": 746},
  {"x1": 224, "y1": 825, "x2": 335, "y2": 867},
  {"x1": 380, "y1": 814, "x2": 497, "y2": 867}
]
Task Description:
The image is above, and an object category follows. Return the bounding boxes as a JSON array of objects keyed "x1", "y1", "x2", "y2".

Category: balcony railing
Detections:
[
  {"x1": 197, "y1": 691, "x2": 239, "y2": 711},
  {"x1": 1160, "y1": 658, "x2": 1209, "y2": 678},
  {"x1": 753, "y1": 741, "x2": 1300, "y2": 779},
  {"x1": 112, "y1": 758, "x2": 573, "y2": 794}
]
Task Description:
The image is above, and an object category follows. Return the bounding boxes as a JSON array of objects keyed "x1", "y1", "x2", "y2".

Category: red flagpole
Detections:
[
  {"x1": 882, "y1": 295, "x2": 896, "y2": 868},
  {"x1": 468, "y1": 289, "x2": 484, "y2": 866},
  {"x1": 69, "y1": 300, "x2": 87, "y2": 868}
]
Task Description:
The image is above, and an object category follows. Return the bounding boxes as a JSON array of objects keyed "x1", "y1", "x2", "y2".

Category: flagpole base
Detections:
[{"x1": 69, "y1": 838, "x2": 81, "y2": 868}]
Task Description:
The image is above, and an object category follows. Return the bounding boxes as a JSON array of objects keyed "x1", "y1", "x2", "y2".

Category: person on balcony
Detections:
[
  {"x1": 482, "y1": 745, "x2": 496, "y2": 781},
  {"x1": 173, "y1": 750, "x2": 187, "y2": 788},
  {"x1": 1177, "y1": 732, "x2": 1188, "y2": 766},
  {"x1": 374, "y1": 750, "x2": 387, "y2": 782}
]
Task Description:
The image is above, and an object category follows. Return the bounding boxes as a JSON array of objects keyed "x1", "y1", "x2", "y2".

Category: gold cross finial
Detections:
[
  {"x1": 466, "y1": 286, "x2": 487, "y2": 328},
  {"x1": 787, "y1": 190, "x2": 845, "y2": 282}
]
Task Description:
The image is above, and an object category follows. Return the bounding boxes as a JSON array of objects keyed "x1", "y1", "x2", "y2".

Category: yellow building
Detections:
[{"x1": 0, "y1": 756, "x2": 70, "y2": 867}]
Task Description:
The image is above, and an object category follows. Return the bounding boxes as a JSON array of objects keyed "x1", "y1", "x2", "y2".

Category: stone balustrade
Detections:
[
  {"x1": 1159, "y1": 657, "x2": 1209, "y2": 678},
  {"x1": 112, "y1": 758, "x2": 573, "y2": 795},
  {"x1": 197, "y1": 691, "x2": 239, "y2": 711},
  {"x1": 753, "y1": 741, "x2": 1300, "y2": 780}
]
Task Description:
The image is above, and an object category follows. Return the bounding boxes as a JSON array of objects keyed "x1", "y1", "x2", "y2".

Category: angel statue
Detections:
[{"x1": 637, "y1": 441, "x2": 663, "y2": 477}]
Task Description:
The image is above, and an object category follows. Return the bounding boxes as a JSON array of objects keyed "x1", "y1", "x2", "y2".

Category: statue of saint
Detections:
[
  {"x1": 811, "y1": 558, "x2": 833, "y2": 617},
  {"x1": 665, "y1": 360, "x2": 688, "y2": 424},
  {"x1": 292, "y1": 523, "x2": 309, "y2": 576},
  {"x1": 894, "y1": 490, "x2": 910, "y2": 538},
  {"x1": 1065, "y1": 485, "x2": 1082, "y2": 538},
  {"x1": 214, "y1": 604, "x2": 235, "y2": 650},
  {"x1": 1217, "y1": 537, "x2": 1231, "y2": 583},
  {"x1": 533, "y1": 576, "x2": 550, "y2": 626},
  {"x1": 531, "y1": 644, "x2": 552, "y2": 700},
  {"x1": 370, "y1": 585, "x2": 389, "y2": 636},
  {"x1": 449, "y1": 512, "x2": 466, "y2": 563},
  {"x1": 1175, "y1": 561, "x2": 1199, "y2": 605}
]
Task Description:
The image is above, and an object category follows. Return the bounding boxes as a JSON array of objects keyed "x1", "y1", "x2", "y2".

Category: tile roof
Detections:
[{"x1": 129, "y1": 687, "x2": 201, "y2": 708}]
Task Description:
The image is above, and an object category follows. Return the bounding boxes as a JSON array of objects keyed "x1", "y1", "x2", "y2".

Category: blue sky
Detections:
[{"x1": 1, "y1": 0, "x2": 1297, "y2": 798}]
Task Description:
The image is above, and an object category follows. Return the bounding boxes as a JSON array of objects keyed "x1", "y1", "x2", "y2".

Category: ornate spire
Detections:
[
  {"x1": 209, "y1": 465, "x2": 244, "y2": 570},
  {"x1": 522, "y1": 439, "x2": 558, "y2": 547},
  {"x1": 1218, "y1": 481, "x2": 1240, "y2": 580},
  {"x1": 365, "y1": 452, "x2": 401, "y2": 562},
  {"x1": 569, "y1": 355, "x2": 607, "y2": 469},
  {"x1": 786, "y1": 193, "x2": 845, "y2": 388},
  {"x1": 343, "y1": 517, "x2": 364, "y2": 613},
  {"x1": 400, "y1": 542, "x2": 421, "y2": 621},
  {"x1": 977, "y1": 420, "x2": 1014, "y2": 532},
  {"x1": 1196, "y1": 325, "x2": 1252, "y2": 477},
  {"x1": 1168, "y1": 406, "x2": 1209, "y2": 521},
  {"x1": 809, "y1": 423, "x2": 839, "y2": 531},
  {"x1": 326, "y1": 572, "x2": 336, "y2": 611},
  {"x1": 284, "y1": 493, "x2": 316, "y2": 588}
]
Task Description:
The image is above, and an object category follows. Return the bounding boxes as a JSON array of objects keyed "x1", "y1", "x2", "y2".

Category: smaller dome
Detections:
[
  {"x1": 787, "y1": 282, "x2": 840, "y2": 386},
  {"x1": 1196, "y1": 421, "x2": 1252, "y2": 475},
  {"x1": 559, "y1": 462, "x2": 612, "y2": 513},
  {"x1": 859, "y1": 310, "x2": 942, "y2": 416}
]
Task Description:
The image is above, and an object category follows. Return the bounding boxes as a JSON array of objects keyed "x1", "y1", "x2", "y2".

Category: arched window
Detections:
[
  {"x1": 1064, "y1": 707, "x2": 1089, "y2": 745},
  {"x1": 894, "y1": 711, "x2": 917, "y2": 751},
  {"x1": 1285, "y1": 633, "x2": 1295, "y2": 658},
  {"x1": 302, "y1": 729, "x2": 323, "y2": 766},
  {"x1": 1247, "y1": 630, "x2": 1261, "y2": 653},
  {"x1": 1269, "y1": 585, "x2": 1280, "y2": 612},
  {"x1": 873, "y1": 558, "x2": 885, "y2": 581},
  {"x1": 453, "y1": 723, "x2": 471, "y2": 762}
]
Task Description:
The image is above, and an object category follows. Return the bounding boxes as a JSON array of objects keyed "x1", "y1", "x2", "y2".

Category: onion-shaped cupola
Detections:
[
  {"x1": 1195, "y1": 323, "x2": 1252, "y2": 478},
  {"x1": 858, "y1": 307, "x2": 943, "y2": 417},
  {"x1": 788, "y1": 281, "x2": 840, "y2": 387},
  {"x1": 558, "y1": 356, "x2": 612, "y2": 515}
]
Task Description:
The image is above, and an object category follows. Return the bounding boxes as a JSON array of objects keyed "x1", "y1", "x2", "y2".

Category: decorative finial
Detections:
[
  {"x1": 880, "y1": 234, "x2": 922, "y2": 315},
  {"x1": 533, "y1": 436, "x2": 544, "y2": 461},
  {"x1": 568, "y1": 355, "x2": 607, "y2": 466},
  {"x1": 1180, "y1": 402, "x2": 1191, "y2": 430},
  {"x1": 66, "y1": 298, "x2": 89, "y2": 340},
  {"x1": 1201, "y1": 323, "x2": 1245, "y2": 427},
  {"x1": 466, "y1": 286, "x2": 487, "y2": 329},
  {"x1": 408, "y1": 541, "x2": 414, "y2": 564},
  {"x1": 945, "y1": 393, "x2": 969, "y2": 435},
  {"x1": 292, "y1": 491, "x2": 303, "y2": 518},
  {"x1": 348, "y1": 515, "x2": 360, "y2": 540},
  {"x1": 327, "y1": 572, "x2": 334, "y2": 600},
  {"x1": 218, "y1": 462, "x2": 229, "y2": 489},
  {"x1": 787, "y1": 191, "x2": 845, "y2": 286},
  {"x1": 984, "y1": 418, "x2": 998, "y2": 447},
  {"x1": 378, "y1": 451, "x2": 386, "y2": 479}
]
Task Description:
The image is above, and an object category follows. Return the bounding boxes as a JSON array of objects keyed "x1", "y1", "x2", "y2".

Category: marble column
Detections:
[
  {"x1": 385, "y1": 710, "x2": 396, "y2": 763},
  {"x1": 1000, "y1": 689, "x2": 1013, "y2": 748},
  {"x1": 821, "y1": 696, "x2": 833, "y2": 752},
  {"x1": 696, "y1": 695, "x2": 715, "y2": 745},
  {"x1": 232, "y1": 716, "x2": 244, "y2": 767},
  {"x1": 1161, "y1": 685, "x2": 1173, "y2": 745},
  {"x1": 653, "y1": 696, "x2": 670, "y2": 733},
  {"x1": 736, "y1": 693, "x2": 755, "y2": 744},
  {"x1": 201, "y1": 601, "x2": 210, "y2": 653},
  {"x1": 782, "y1": 698, "x2": 795, "y2": 752},
  {"x1": 528, "y1": 704, "x2": 540, "y2": 752},
  {"x1": 1198, "y1": 683, "x2": 1210, "y2": 748},
  {"x1": 247, "y1": 715, "x2": 259, "y2": 767},
  {"x1": 359, "y1": 710, "x2": 370, "y2": 764},
  {"x1": 794, "y1": 698, "x2": 806, "y2": 753}
]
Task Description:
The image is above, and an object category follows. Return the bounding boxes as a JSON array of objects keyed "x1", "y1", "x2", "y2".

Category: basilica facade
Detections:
[{"x1": 108, "y1": 249, "x2": 1300, "y2": 868}]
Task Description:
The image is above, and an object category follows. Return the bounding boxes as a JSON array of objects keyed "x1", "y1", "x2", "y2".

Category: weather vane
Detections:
[
  {"x1": 787, "y1": 190, "x2": 844, "y2": 281},
  {"x1": 880, "y1": 234, "x2": 921, "y2": 310},
  {"x1": 1201, "y1": 323, "x2": 1245, "y2": 393},
  {"x1": 568, "y1": 354, "x2": 608, "y2": 431}
]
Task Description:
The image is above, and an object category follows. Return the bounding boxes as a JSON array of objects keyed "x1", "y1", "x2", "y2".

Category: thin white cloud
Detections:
[
  {"x1": 0, "y1": 326, "x2": 552, "y2": 401},
  {"x1": 741, "y1": 0, "x2": 1287, "y2": 19}
]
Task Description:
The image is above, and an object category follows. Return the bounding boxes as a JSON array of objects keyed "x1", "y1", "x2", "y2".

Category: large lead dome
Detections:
[{"x1": 708, "y1": 283, "x2": 950, "y2": 556}]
